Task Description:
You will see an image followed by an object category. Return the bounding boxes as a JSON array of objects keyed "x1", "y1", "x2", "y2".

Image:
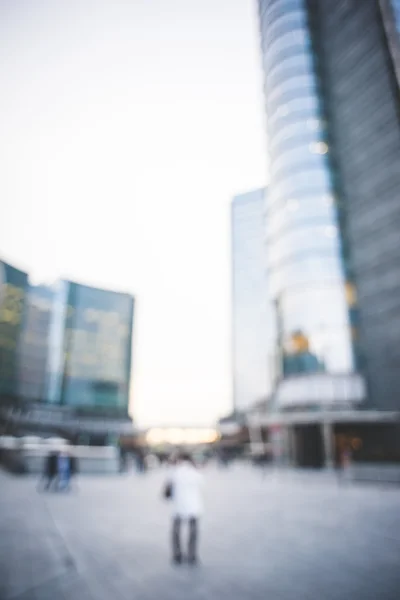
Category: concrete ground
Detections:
[{"x1": 1, "y1": 465, "x2": 400, "y2": 600}]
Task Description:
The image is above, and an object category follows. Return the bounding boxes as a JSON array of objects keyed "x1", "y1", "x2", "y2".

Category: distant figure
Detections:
[
  {"x1": 136, "y1": 449, "x2": 146, "y2": 474},
  {"x1": 218, "y1": 448, "x2": 229, "y2": 468},
  {"x1": 259, "y1": 449, "x2": 270, "y2": 477},
  {"x1": 44, "y1": 451, "x2": 59, "y2": 490},
  {"x1": 119, "y1": 447, "x2": 128, "y2": 473},
  {"x1": 168, "y1": 451, "x2": 179, "y2": 467},
  {"x1": 165, "y1": 453, "x2": 204, "y2": 565},
  {"x1": 70, "y1": 452, "x2": 78, "y2": 485},
  {"x1": 338, "y1": 445, "x2": 352, "y2": 484},
  {"x1": 57, "y1": 450, "x2": 78, "y2": 491},
  {"x1": 57, "y1": 450, "x2": 71, "y2": 491}
]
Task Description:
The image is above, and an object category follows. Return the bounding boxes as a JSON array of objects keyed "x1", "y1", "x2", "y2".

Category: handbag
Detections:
[{"x1": 163, "y1": 481, "x2": 173, "y2": 500}]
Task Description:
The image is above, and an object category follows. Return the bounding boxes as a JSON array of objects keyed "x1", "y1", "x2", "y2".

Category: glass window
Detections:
[
  {"x1": 269, "y1": 119, "x2": 316, "y2": 149},
  {"x1": 263, "y1": 41, "x2": 311, "y2": 72},
  {"x1": 267, "y1": 52, "x2": 309, "y2": 75},
  {"x1": 267, "y1": 58, "x2": 314, "y2": 90},
  {"x1": 270, "y1": 145, "x2": 326, "y2": 179},
  {"x1": 266, "y1": 9, "x2": 305, "y2": 42},
  {"x1": 267, "y1": 107, "x2": 316, "y2": 142},
  {"x1": 268, "y1": 224, "x2": 340, "y2": 266},
  {"x1": 266, "y1": 27, "x2": 307, "y2": 54},
  {"x1": 270, "y1": 167, "x2": 331, "y2": 202},
  {"x1": 269, "y1": 174, "x2": 332, "y2": 211},
  {"x1": 270, "y1": 128, "x2": 320, "y2": 156},
  {"x1": 263, "y1": 0, "x2": 305, "y2": 28},
  {"x1": 277, "y1": 285, "x2": 353, "y2": 373},
  {"x1": 268, "y1": 73, "x2": 316, "y2": 105},
  {"x1": 59, "y1": 283, "x2": 133, "y2": 409},
  {"x1": 274, "y1": 160, "x2": 331, "y2": 189},
  {"x1": 267, "y1": 87, "x2": 317, "y2": 122},
  {"x1": 272, "y1": 143, "x2": 320, "y2": 167},
  {"x1": 269, "y1": 255, "x2": 344, "y2": 296},
  {"x1": 268, "y1": 94, "x2": 319, "y2": 127},
  {"x1": 268, "y1": 194, "x2": 336, "y2": 237}
]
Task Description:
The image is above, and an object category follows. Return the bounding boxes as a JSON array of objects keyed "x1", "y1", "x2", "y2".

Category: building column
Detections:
[
  {"x1": 322, "y1": 422, "x2": 334, "y2": 469},
  {"x1": 247, "y1": 417, "x2": 264, "y2": 455},
  {"x1": 288, "y1": 426, "x2": 297, "y2": 467},
  {"x1": 280, "y1": 426, "x2": 295, "y2": 466}
]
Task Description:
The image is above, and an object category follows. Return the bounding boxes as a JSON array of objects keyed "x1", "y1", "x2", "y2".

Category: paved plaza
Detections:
[{"x1": 1, "y1": 465, "x2": 400, "y2": 600}]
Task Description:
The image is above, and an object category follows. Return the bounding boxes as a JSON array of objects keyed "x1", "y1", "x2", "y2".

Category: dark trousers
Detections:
[
  {"x1": 172, "y1": 517, "x2": 198, "y2": 560},
  {"x1": 44, "y1": 475, "x2": 57, "y2": 490}
]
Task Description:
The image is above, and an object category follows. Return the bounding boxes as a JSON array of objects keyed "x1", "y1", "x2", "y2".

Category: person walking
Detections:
[
  {"x1": 336, "y1": 443, "x2": 352, "y2": 485},
  {"x1": 165, "y1": 452, "x2": 204, "y2": 565},
  {"x1": 57, "y1": 449, "x2": 78, "y2": 491},
  {"x1": 44, "y1": 450, "x2": 59, "y2": 491}
]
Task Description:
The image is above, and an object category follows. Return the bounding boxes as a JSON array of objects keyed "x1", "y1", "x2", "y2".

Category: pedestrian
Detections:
[
  {"x1": 70, "y1": 451, "x2": 78, "y2": 485},
  {"x1": 164, "y1": 452, "x2": 204, "y2": 565},
  {"x1": 57, "y1": 449, "x2": 73, "y2": 491},
  {"x1": 43, "y1": 450, "x2": 59, "y2": 491},
  {"x1": 260, "y1": 448, "x2": 270, "y2": 478},
  {"x1": 218, "y1": 448, "x2": 229, "y2": 468},
  {"x1": 338, "y1": 444, "x2": 352, "y2": 485},
  {"x1": 136, "y1": 449, "x2": 146, "y2": 474}
]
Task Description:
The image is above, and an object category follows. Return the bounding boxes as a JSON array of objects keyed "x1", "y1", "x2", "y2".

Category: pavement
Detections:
[{"x1": 1, "y1": 465, "x2": 400, "y2": 600}]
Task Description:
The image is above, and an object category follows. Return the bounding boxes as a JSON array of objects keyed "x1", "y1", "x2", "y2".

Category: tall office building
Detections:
[
  {"x1": 18, "y1": 285, "x2": 54, "y2": 402},
  {"x1": 0, "y1": 260, "x2": 28, "y2": 399},
  {"x1": 232, "y1": 189, "x2": 275, "y2": 411},
  {"x1": 15, "y1": 278, "x2": 135, "y2": 413},
  {"x1": 1, "y1": 266, "x2": 135, "y2": 442},
  {"x1": 47, "y1": 280, "x2": 134, "y2": 414},
  {"x1": 258, "y1": 0, "x2": 400, "y2": 412}
]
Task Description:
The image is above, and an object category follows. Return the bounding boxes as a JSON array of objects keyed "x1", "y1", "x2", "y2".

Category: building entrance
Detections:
[{"x1": 293, "y1": 424, "x2": 325, "y2": 468}]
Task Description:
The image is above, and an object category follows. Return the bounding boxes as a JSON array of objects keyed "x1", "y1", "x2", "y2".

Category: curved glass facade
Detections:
[{"x1": 259, "y1": 0, "x2": 354, "y2": 377}]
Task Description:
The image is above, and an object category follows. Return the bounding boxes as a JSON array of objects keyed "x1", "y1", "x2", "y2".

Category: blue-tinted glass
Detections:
[
  {"x1": 261, "y1": 0, "x2": 305, "y2": 24},
  {"x1": 264, "y1": 42, "x2": 312, "y2": 70},
  {"x1": 260, "y1": 0, "x2": 355, "y2": 378},
  {"x1": 266, "y1": 10, "x2": 305, "y2": 42},
  {"x1": 0, "y1": 261, "x2": 28, "y2": 396},
  {"x1": 278, "y1": 286, "x2": 353, "y2": 373},
  {"x1": 267, "y1": 60, "x2": 314, "y2": 90},
  {"x1": 270, "y1": 146, "x2": 327, "y2": 180},
  {"x1": 268, "y1": 85, "x2": 317, "y2": 117},
  {"x1": 392, "y1": 0, "x2": 400, "y2": 32},
  {"x1": 268, "y1": 194, "x2": 336, "y2": 237},
  {"x1": 232, "y1": 189, "x2": 276, "y2": 409},
  {"x1": 56, "y1": 283, "x2": 133, "y2": 408}
]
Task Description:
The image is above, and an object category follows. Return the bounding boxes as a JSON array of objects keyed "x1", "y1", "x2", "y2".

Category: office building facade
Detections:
[
  {"x1": 0, "y1": 263, "x2": 135, "y2": 442},
  {"x1": 0, "y1": 260, "x2": 28, "y2": 399},
  {"x1": 18, "y1": 285, "x2": 54, "y2": 403},
  {"x1": 258, "y1": 0, "x2": 400, "y2": 413},
  {"x1": 232, "y1": 189, "x2": 275, "y2": 411},
  {"x1": 305, "y1": 0, "x2": 400, "y2": 412},
  {"x1": 47, "y1": 280, "x2": 134, "y2": 414}
]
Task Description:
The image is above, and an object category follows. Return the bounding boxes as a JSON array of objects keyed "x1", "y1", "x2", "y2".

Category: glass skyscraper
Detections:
[
  {"x1": 0, "y1": 260, "x2": 28, "y2": 398},
  {"x1": 231, "y1": 189, "x2": 275, "y2": 411},
  {"x1": 17, "y1": 285, "x2": 54, "y2": 402},
  {"x1": 1, "y1": 268, "x2": 135, "y2": 441},
  {"x1": 47, "y1": 280, "x2": 134, "y2": 413},
  {"x1": 258, "y1": 0, "x2": 400, "y2": 411},
  {"x1": 259, "y1": 0, "x2": 355, "y2": 386}
]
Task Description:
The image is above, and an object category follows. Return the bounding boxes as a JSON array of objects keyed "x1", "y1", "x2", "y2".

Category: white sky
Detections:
[{"x1": 0, "y1": 0, "x2": 267, "y2": 427}]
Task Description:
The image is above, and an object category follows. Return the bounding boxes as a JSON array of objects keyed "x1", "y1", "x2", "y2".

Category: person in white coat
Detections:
[{"x1": 166, "y1": 452, "x2": 204, "y2": 565}]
